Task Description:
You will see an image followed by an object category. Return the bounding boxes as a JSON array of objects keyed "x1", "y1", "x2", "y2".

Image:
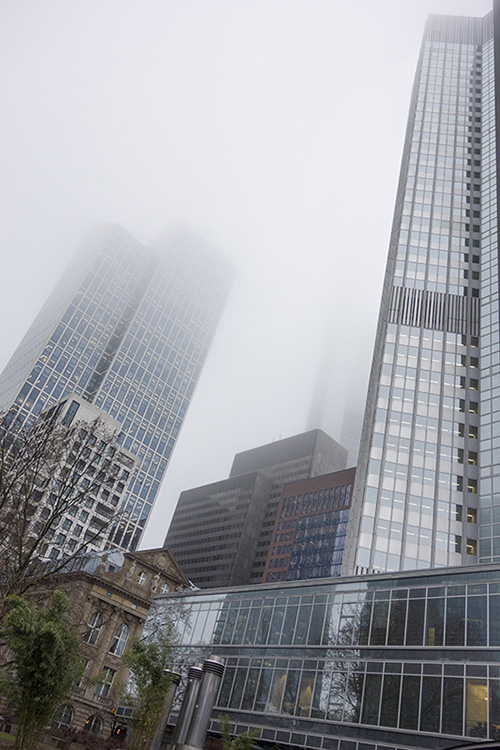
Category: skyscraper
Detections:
[
  {"x1": 343, "y1": 8, "x2": 495, "y2": 575},
  {"x1": 0, "y1": 223, "x2": 233, "y2": 551}
]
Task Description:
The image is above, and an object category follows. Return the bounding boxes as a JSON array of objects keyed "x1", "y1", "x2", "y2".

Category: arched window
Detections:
[
  {"x1": 83, "y1": 611, "x2": 103, "y2": 644},
  {"x1": 84, "y1": 714, "x2": 102, "y2": 734},
  {"x1": 109, "y1": 623, "x2": 130, "y2": 656},
  {"x1": 52, "y1": 704, "x2": 74, "y2": 729}
]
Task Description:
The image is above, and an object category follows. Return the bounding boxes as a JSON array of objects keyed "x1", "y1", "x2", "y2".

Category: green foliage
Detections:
[
  {"x1": 122, "y1": 624, "x2": 176, "y2": 750},
  {"x1": 218, "y1": 714, "x2": 259, "y2": 750},
  {"x1": 0, "y1": 590, "x2": 83, "y2": 750}
]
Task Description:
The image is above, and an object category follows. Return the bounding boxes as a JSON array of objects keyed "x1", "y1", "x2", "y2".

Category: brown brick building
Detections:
[{"x1": 263, "y1": 468, "x2": 355, "y2": 582}]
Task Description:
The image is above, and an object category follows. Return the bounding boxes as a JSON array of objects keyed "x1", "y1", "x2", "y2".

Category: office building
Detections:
[
  {"x1": 36, "y1": 394, "x2": 136, "y2": 562},
  {"x1": 263, "y1": 467, "x2": 355, "y2": 583},
  {"x1": 343, "y1": 8, "x2": 495, "y2": 575},
  {"x1": 0, "y1": 223, "x2": 233, "y2": 551},
  {"x1": 147, "y1": 562, "x2": 500, "y2": 750},
  {"x1": 164, "y1": 430, "x2": 348, "y2": 588}
]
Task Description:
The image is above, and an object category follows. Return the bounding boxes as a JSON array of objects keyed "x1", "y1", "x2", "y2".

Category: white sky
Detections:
[{"x1": 0, "y1": 0, "x2": 492, "y2": 549}]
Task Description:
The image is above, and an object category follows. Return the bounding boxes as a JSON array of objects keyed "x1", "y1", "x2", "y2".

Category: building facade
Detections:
[
  {"x1": 37, "y1": 394, "x2": 136, "y2": 562},
  {"x1": 263, "y1": 468, "x2": 355, "y2": 583},
  {"x1": 0, "y1": 224, "x2": 233, "y2": 551},
  {"x1": 343, "y1": 8, "x2": 499, "y2": 575},
  {"x1": 164, "y1": 430, "x2": 348, "y2": 588},
  {"x1": 49, "y1": 548, "x2": 188, "y2": 739},
  {"x1": 146, "y1": 563, "x2": 500, "y2": 750}
]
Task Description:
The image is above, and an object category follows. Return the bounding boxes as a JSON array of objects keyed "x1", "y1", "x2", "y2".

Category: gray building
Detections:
[
  {"x1": 164, "y1": 430, "x2": 348, "y2": 588},
  {"x1": 0, "y1": 223, "x2": 233, "y2": 551},
  {"x1": 343, "y1": 8, "x2": 494, "y2": 575}
]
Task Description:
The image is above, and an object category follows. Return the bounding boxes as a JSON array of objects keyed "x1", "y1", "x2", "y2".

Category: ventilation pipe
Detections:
[
  {"x1": 179, "y1": 657, "x2": 225, "y2": 750},
  {"x1": 149, "y1": 670, "x2": 182, "y2": 750},
  {"x1": 165, "y1": 665, "x2": 203, "y2": 750}
]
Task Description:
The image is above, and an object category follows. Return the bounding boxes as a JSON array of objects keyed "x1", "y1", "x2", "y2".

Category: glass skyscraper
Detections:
[
  {"x1": 0, "y1": 223, "x2": 233, "y2": 551},
  {"x1": 344, "y1": 8, "x2": 499, "y2": 575}
]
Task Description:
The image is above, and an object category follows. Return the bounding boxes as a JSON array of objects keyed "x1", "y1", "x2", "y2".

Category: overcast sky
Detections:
[{"x1": 0, "y1": 0, "x2": 492, "y2": 549}]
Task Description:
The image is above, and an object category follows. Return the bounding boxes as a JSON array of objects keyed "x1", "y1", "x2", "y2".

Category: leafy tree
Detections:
[
  {"x1": 0, "y1": 590, "x2": 84, "y2": 750},
  {"x1": 0, "y1": 408, "x2": 122, "y2": 608},
  {"x1": 122, "y1": 624, "x2": 177, "y2": 750},
  {"x1": 218, "y1": 714, "x2": 259, "y2": 750}
]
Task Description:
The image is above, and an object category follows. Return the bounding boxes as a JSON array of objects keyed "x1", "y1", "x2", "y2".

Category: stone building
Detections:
[{"x1": 48, "y1": 547, "x2": 189, "y2": 738}]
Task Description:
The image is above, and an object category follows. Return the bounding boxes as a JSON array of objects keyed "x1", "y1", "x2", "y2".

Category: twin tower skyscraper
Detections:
[{"x1": 0, "y1": 224, "x2": 234, "y2": 552}]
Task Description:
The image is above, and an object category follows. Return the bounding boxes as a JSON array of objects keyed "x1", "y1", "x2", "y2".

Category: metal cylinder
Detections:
[
  {"x1": 167, "y1": 665, "x2": 203, "y2": 750},
  {"x1": 181, "y1": 657, "x2": 225, "y2": 750},
  {"x1": 149, "y1": 670, "x2": 182, "y2": 750}
]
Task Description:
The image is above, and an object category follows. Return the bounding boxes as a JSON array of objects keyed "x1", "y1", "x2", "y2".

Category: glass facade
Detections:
[
  {"x1": 344, "y1": 12, "x2": 494, "y2": 575},
  {"x1": 0, "y1": 224, "x2": 233, "y2": 551},
  {"x1": 146, "y1": 563, "x2": 500, "y2": 750},
  {"x1": 264, "y1": 469, "x2": 354, "y2": 583}
]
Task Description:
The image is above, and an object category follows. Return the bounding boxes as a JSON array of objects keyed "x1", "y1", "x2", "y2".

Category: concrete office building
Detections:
[
  {"x1": 164, "y1": 430, "x2": 348, "y2": 588},
  {"x1": 0, "y1": 224, "x2": 233, "y2": 551},
  {"x1": 343, "y1": 8, "x2": 497, "y2": 576},
  {"x1": 263, "y1": 467, "x2": 355, "y2": 583}
]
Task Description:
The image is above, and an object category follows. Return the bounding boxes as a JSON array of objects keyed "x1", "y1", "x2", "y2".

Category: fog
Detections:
[{"x1": 0, "y1": 0, "x2": 491, "y2": 549}]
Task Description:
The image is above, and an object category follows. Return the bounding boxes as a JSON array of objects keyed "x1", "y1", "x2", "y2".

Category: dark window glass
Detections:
[
  {"x1": 308, "y1": 604, "x2": 326, "y2": 645},
  {"x1": 490, "y1": 596, "x2": 500, "y2": 646},
  {"x1": 281, "y1": 606, "x2": 298, "y2": 645},
  {"x1": 254, "y1": 668, "x2": 272, "y2": 712},
  {"x1": 361, "y1": 674, "x2": 381, "y2": 725},
  {"x1": 426, "y1": 597, "x2": 444, "y2": 646},
  {"x1": 241, "y1": 668, "x2": 260, "y2": 710},
  {"x1": 446, "y1": 597, "x2": 465, "y2": 646},
  {"x1": 217, "y1": 667, "x2": 235, "y2": 707},
  {"x1": 269, "y1": 606, "x2": 285, "y2": 645},
  {"x1": 370, "y1": 601, "x2": 389, "y2": 645},
  {"x1": 442, "y1": 677, "x2": 463, "y2": 735},
  {"x1": 282, "y1": 671, "x2": 299, "y2": 714},
  {"x1": 388, "y1": 600, "x2": 407, "y2": 645},
  {"x1": 358, "y1": 600, "x2": 372, "y2": 645},
  {"x1": 420, "y1": 676, "x2": 441, "y2": 732},
  {"x1": 229, "y1": 669, "x2": 246, "y2": 709},
  {"x1": 400, "y1": 675, "x2": 420, "y2": 730},
  {"x1": 406, "y1": 599, "x2": 425, "y2": 645},
  {"x1": 467, "y1": 596, "x2": 487, "y2": 646},
  {"x1": 380, "y1": 674, "x2": 400, "y2": 728}
]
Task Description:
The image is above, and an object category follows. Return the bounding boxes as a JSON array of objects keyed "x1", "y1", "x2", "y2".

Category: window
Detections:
[
  {"x1": 52, "y1": 704, "x2": 74, "y2": 729},
  {"x1": 83, "y1": 611, "x2": 103, "y2": 645},
  {"x1": 84, "y1": 715, "x2": 103, "y2": 734},
  {"x1": 467, "y1": 539, "x2": 477, "y2": 556},
  {"x1": 109, "y1": 623, "x2": 129, "y2": 656},
  {"x1": 94, "y1": 667, "x2": 116, "y2": 698},
  {"x1": 137, "y1": 571, "x2": 147, "y2": 585},
  {"x1": 160, "y1": 583, "x2": 170, "y2": 594}
]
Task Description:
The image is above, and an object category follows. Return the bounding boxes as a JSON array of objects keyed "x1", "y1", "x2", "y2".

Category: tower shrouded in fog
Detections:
[
  {"x1": 344, "y1": 9, "x2": 498, "y2": 575},
  {"x1": 0, "y1": 223, "x2": 233, "y2": 551}
]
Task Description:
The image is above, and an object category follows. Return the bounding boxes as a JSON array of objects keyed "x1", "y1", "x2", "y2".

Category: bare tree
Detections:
[{"x1": 0, "y1": 406, "x2": 129, "y2": 607}]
